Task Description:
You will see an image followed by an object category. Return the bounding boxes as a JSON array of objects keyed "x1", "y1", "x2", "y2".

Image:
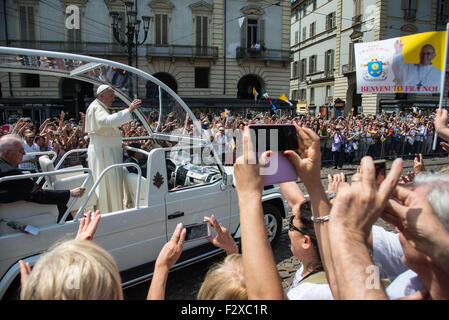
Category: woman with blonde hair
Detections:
[
  {"x1": 20, "y1": 239, "x2": 123, "y2": 300},
  {"x1": 19, "y1": 210, "x2": 124, "y2": 300}
]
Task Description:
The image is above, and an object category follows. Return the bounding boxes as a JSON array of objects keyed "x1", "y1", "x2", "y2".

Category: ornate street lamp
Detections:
[{"x1": 110, "y1": 1, "x2": 151, "y2": 67}]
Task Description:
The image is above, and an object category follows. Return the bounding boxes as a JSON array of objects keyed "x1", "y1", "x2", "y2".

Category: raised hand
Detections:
[
  {"x1": 204, "y1": 215, "x2": 238, "y2": 255},
  {"x1": 75, "y1": 210, "x2": 101, "y2": 240}
]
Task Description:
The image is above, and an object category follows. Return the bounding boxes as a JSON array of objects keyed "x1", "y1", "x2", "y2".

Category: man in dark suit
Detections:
[
  {"x1": 0, "y1": 134, "x2": 85, "y2": 222},
  {"x1": 124, "y1": 142, "x2": 147, "y2": 177}
]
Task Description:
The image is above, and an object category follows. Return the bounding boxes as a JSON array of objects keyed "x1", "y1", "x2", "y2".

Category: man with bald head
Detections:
[
  {"x1": 85, "y1": 85, "x2": 141, "y2": 213},
  {"x1": 392, "y1": 39, "x2": 442, "y2": 89},
  {"x1": 0, "y1": 134, "x2": 85, "y2": 222}
]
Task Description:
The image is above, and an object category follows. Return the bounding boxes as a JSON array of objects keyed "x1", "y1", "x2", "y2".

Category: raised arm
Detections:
[
  {"x1": 327, "y1": 157, "x2": 403, "y2": 299},
  {"x1": 283, "y1": 124, "x2": 336, "y2": 296},
  {"x1": 234, "y1": 127, "x2": 285, "y2": 300},
  {"x1": 147, "y1": 223, "x2": 186, "y2": 300},
  {"x1": 435, "y1": 108, "x2": 449, "y2": 142}
]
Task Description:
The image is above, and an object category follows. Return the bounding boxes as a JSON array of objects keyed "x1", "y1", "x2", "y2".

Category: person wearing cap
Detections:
[{"x1": 85, "y1": 85, "x2": 141, "y2": 213}]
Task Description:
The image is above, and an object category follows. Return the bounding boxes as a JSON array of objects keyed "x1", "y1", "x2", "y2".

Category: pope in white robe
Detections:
[
  {"x1": 392, "y1": 39, "x2": 441, "y2": 89},
  {"x1": 85, "y1": 85, "x2": 141, "y2": 213}
]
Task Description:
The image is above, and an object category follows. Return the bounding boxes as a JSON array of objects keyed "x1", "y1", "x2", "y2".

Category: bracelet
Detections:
[{"x1": 311, "y1": 215, "x2": 330, "y2": 223}]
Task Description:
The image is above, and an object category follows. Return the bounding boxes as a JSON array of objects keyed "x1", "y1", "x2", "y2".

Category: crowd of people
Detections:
[
  {"x1": 1, "y1": 96, "x2": 449, "y2": 300},
  {"x1": 2, "y1": 105, "x2": 447, "y2": 172}
]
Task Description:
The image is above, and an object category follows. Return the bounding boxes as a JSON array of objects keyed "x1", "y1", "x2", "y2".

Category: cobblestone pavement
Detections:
[{"x1": 124, "y1": 155, "x2": 448, "y2": 300}]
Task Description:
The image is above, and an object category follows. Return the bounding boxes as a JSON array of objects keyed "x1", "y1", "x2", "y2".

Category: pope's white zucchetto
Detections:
[{"x1": 96, "y1": 84, "x2": 111, "y2": 96}]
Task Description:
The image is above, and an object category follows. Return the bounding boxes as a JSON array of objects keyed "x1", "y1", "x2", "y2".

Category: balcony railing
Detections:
[
  {"x1": 236, "y1": 47, "x2": 292, "y2": 62},
  {"x1": 1, "y1": 41, "x2": 219, "y2": 61},
  {"x1": 2, "y1": 40, "x2": 126, "y2": 56},
  {"x1": 144, "y1": 45, "x2": 218, "y2": 59}
]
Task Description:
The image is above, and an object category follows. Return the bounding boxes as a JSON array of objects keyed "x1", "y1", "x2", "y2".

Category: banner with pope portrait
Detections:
[{"x1": 355, "y1": 31, "x2": 447, "y2": 94}]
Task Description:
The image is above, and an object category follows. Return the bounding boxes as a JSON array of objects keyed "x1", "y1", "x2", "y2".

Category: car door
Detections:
[{"x1": 164, "y1": 148, "x2": 231, "y2": 250}]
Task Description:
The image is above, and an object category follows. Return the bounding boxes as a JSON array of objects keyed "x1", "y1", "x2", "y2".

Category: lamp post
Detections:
[
  {"x1": 110, "y1": 1, "x2": 151, "y2": 67},
  {"x1": 110, "y1": 1, "x2": 150, "y2": 97}
]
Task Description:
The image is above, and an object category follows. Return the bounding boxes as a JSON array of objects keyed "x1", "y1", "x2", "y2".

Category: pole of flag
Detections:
[{"x1": 433, "y1": 22, "x2": 449, "y2": 150}]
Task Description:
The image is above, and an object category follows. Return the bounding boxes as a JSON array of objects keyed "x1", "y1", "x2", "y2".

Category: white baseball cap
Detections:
[{"x1": 96, "y1": 84, "x2": 111, "y2": 96}]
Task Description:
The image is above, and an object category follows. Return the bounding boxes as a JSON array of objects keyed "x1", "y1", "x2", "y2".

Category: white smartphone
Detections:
[{"x1": 184, "y1": 222, "x2": 211, "y2": 242}]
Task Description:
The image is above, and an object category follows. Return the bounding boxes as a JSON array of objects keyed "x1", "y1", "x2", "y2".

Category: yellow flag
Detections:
[{"x1": 279, "y1": 93, "x2": 293, "y2": 106}]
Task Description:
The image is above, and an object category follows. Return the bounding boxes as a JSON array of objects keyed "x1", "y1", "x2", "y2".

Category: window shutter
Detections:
[
  {"x1": 401, "y1": 0, "x2": 406, "y2": 9},
  {"x1": 329, "y1": 49, "x2": 335, "y2": 72},
  {"x1": 162, "y1": 14, "x2": 168, "y2": 44},
  {"x1": 20, "y1": 6, "x2": 28, "y2": 40},
  {"x1": 240, "y1": 18, "x2": 247, "y2": 48},
  {"x1": 259, "y1": 19, "x2": 265, "y2": 43},
  {"x1": 27, "y1": 7, "x2": 35, "y2": 40},
  {"x1": 203, "y1": 16, "x2": 208, "y2": 47},
  {"x1": 196, "y1": 16, "x2": 201, "y2": 47},
  {"x1": 324, "y1": 51, "x2": 328, "y2": 75},
  {"x1": 155, "y1": 14, "x2": 161, "y2": 44}
]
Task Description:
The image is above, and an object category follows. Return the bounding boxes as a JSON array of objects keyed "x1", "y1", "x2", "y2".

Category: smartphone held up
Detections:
[
  {"x1": 247, "y1": 124, "x2": 299, "y2": 185},
  {"x1": 184, "y1": 222, "x2": 211, "y2": 242}
]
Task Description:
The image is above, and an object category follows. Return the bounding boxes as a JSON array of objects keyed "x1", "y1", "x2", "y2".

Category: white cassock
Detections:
[
  {"x1": 392, "y1": 53, "x2": 441, "y2": 88},
  {"x1": 85, "y1": 99, "x2": 132, "y2": 213}
]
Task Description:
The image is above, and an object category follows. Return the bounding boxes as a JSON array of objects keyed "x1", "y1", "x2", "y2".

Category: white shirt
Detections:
[
  {"x1": 371, "y1": 225, "x2": 425, "y2": 299},
  {"x1": 386, "y1": 270, "x2": 425, "y2": 300},
  {"x1": 371, "y1": 225, "x2": 408, "y2": 281},
  {"x1": 287, "y1": 265, "x2": 334, "y2": 300},
  {"x1": 19, "y1": 141, "x2": 40, "y2": 171}
]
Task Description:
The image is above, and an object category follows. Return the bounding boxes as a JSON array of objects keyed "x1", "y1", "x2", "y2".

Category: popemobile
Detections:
[{"x1": 0, "y1": 47, "x2": 289, "y2": 299}]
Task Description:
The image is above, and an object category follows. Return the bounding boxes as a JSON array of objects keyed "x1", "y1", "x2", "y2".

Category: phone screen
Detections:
[
  {"x1": 184, "y1": 222, "x2": 209, "y2": 241},
  {"x1": 374, "y1": 159, "x2": 387, "y2": 185},
  {"x1": 249, "y1": 125, "x2": 299, "y2": 152}
]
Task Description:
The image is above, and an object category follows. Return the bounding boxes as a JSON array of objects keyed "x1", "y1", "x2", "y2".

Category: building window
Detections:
[
  {"x1": 325, "y1": 49, "x2": 334, "y2": 77},
  {"x1": 313, "y1": 0, "x2": 317, "y2": 11},
  {"x1": 155, "y1": 14, "x2": 168, "y2": 45},
  {"x1": 247, "y1": 19, "x2": 258, "y2": 48},
  {"x1": 19, "y1": 5, "x2": 36, "y2": 44},
  {"x1": 302, "y1": 26, "x2": 307, "y2": 41},
  {"x1": 402, "y1": 0, "x2": 417, "y2": 19},
  {"x1": 309, "y1": 55, "x2": 317, "y2": 74},
  {"x1": 300, "y1": 58, "x2": 307, "y2": 81},
  {"x1": 299, "y1": 89, "x2": 306, "y2": 101},
  {"x1": 195, "y1": 16, "x2": 208, "y2": 55},
  {"x1": 291, "y1": 89, "x2": 298, "y2": 100},
  {"x1": 21, "y1": 74, "x2": 40, "y2": 88},
  {"x1": 66, "y1": 11, "x2": 82, "y2": 51},
  {"x1": 295, "y1": 31, "x2": 299, "y2": 44},
  {"x1": 437, "y1": 0, "x2": 449, "y2": 23},
  {"x1": 326, "y1": 85, "x2": 333, "y2": 99},
  {"x1": 354, "y1": 0, "x2": 363, "y2": 18},
  {"x1": 309, "y1": 22, "x2": 316, "y2": 38},
  {"x1": 195, "y1": 67, "x2": 209, "y2": 88},
  {"x1": 326, "y1": 12, "x2": 336, "y2": 30},
  {"x1": 292, "y1": 61, "x2": 298, "y2": 78},
  {"x1": 310, "y1": 87, "x2": 315, "y2": 104}
]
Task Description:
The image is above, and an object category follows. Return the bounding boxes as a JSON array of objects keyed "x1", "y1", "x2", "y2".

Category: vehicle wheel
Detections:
[{"x1": 263, "y1": 203, "x2": 282, "y2": 245}]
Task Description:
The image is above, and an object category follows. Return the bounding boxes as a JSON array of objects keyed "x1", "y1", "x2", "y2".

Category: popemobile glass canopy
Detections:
[{"x1": 0, "y1": 46, "x2": 212, "y2": 151}]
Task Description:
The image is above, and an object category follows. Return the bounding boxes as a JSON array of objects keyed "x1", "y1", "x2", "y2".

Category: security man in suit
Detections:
[{"x1": 0, "y1": 134, "x2": 85, "y2": 222}]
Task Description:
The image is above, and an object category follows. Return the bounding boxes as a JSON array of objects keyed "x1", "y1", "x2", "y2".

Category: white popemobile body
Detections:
[{"x1": 0, "y1": 47, "x2": 288, "y2": 299}]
